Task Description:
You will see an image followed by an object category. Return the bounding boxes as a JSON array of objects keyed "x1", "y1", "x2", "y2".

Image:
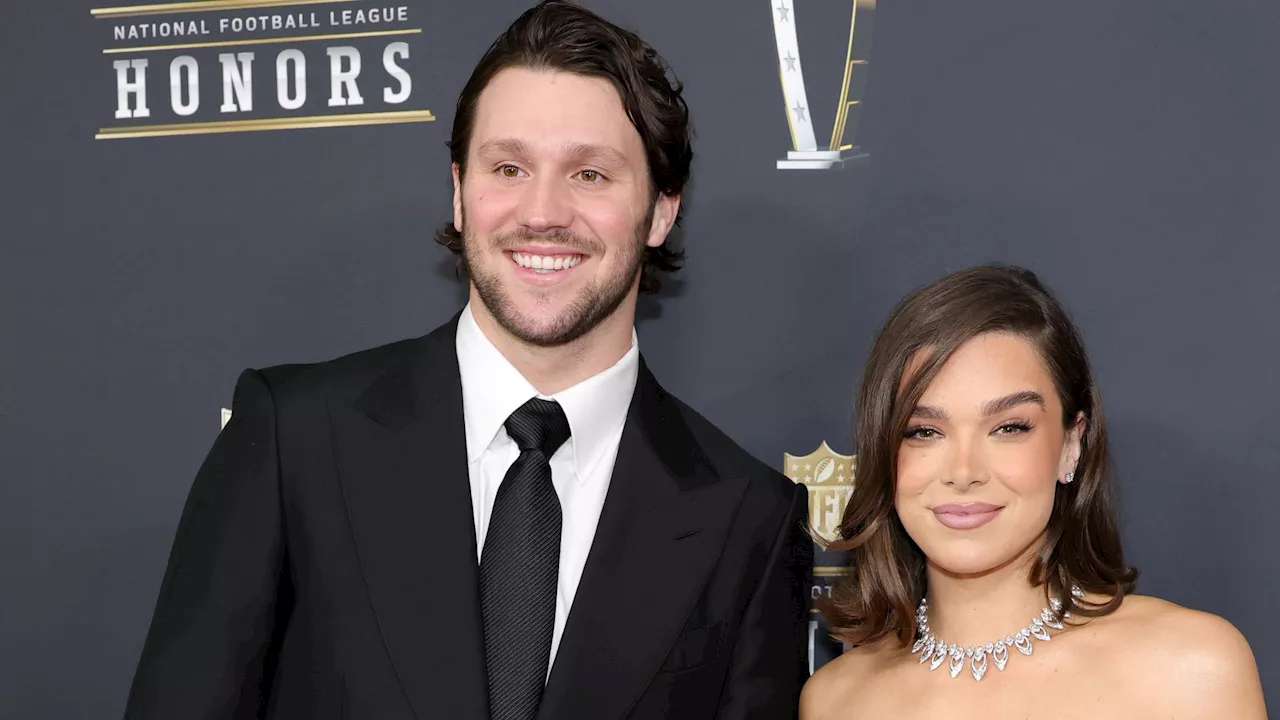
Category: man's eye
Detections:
[
  {"x1": 498, "y1": 165, "x2": 521, "y2": 178},
  {"x1": 579, "y1": 170, "x2": 602, "y2": 183}
]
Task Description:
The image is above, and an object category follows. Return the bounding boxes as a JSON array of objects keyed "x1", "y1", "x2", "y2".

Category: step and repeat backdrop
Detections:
[{"x1": 2, "y1": 0, "x2": 1277, "y2": 716}]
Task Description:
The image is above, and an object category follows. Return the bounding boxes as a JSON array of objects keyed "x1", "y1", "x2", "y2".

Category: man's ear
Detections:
[{"x1": 645, "y1": 193, "x2": 681, "y2": 248}]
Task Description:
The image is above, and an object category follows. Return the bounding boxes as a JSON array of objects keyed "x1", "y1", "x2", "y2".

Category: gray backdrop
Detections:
[{"x1": 2, "y1": 0, "x2": 1276, "y2": 716}]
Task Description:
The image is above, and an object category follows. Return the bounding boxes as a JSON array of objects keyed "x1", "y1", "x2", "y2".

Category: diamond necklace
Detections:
[{"x1": 909, "y1": 585, "x2": 1082, "y2": 681}]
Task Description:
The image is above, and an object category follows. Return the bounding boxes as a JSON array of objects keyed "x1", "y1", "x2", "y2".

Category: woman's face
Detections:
[{"x1": 894, "y1": 332, "x2": 1082, "y2": 577}]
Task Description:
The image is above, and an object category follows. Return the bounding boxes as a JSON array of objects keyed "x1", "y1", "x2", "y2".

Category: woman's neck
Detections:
[{"x1": 922, "y1": 552, "x2": 1055, "y2": 647}]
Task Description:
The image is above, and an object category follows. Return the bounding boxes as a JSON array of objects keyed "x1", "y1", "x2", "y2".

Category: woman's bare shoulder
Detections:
[
  {"x1": 1097, "y1": 594, "x2": 1265, "y2": 717},
  {"x1": 1107, "y1": 594, "x2": 1249, "y2": 648},
  {"x1": 799, "y1": 641, "x2": 896, "y2": 720}
]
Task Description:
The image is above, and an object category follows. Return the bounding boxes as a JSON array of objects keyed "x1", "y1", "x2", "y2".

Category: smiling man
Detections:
[{"x1": 122, "y1": 2, "x2": 811, "y2": 720}]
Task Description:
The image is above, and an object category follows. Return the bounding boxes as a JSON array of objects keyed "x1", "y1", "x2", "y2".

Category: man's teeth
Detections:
[{"x1": 511, "y1": 252, "x2": 583, "y2": 271}]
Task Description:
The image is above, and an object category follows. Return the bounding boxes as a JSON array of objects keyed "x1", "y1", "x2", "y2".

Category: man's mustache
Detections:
[{"x1": 490, "y1": 228, "x2": 601, "y2": 254}]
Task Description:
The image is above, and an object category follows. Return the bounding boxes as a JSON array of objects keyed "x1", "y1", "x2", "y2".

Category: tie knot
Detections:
[{"x1": 504, "y1": 398, "x2": 571, "y2": 457}]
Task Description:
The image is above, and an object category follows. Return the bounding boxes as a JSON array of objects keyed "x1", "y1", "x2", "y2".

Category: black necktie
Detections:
[{"x1": 480, "y1": 398, "x2": 571, "y2": 720}]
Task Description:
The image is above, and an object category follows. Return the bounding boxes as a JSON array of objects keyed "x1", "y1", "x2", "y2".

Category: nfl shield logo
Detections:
[{"x1": 783, "y1": 441, "x2": 856, "y2": 546}]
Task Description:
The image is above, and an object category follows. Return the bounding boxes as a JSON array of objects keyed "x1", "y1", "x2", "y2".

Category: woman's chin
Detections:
[{"x1": 921, "y1": 548, "x2": 1014, "y2": 579}]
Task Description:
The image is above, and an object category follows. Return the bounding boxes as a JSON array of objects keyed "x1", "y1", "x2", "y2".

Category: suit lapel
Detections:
[
  {"x1": 328, "y1": 316, "x2": 489, "y2": 719},
  {"x1": 537, "y1": 361, "x2": 747, "y2": 720}
]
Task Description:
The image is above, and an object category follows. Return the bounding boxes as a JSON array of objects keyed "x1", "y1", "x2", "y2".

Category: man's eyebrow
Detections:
[
  {"x1": 563, "y1": 142, "x2": 629, "y2": 167},
  {"x1": 474, "y1": 137, "x2": 530, "y2": 158}
]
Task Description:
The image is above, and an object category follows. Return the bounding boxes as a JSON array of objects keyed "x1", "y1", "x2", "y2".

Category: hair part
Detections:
[
  {"x1": 435, "y1": 0, "x2": 691, "y2": 293},
  {"x1": 819, "y1": 263, "x2": 1138, "y2": 648}
]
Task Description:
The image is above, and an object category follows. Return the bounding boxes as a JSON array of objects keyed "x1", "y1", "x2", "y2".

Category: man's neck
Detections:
[{"x1": 468, "y1": 292, "x2": 637, "y2": 396}]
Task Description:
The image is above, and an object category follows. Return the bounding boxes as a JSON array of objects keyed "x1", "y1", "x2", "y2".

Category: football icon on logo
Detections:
[{"x1": 812, "y1": 457, "x2": 836, "y2": 485}]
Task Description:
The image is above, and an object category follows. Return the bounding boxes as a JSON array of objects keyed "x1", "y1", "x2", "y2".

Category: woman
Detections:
[{"x1": 801, "y1": 265, "x2": 1265, "y2": 718}]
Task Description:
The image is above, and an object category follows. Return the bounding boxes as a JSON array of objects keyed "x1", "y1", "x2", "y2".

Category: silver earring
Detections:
[{"x1": 1062, "y1": 471, "x2": 1075, "y2": 484}]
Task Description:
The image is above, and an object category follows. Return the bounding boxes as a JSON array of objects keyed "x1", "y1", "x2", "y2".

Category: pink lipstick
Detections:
[{"x1": 931, "y1": 502, "x2": 1003, "y2": 530}]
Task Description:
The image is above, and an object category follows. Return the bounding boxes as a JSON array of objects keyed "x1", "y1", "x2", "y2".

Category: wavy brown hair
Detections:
[
  {"x1": 435, "y1": 0, "x2": 691, "y2": 293},
  {"x1": 820, "y1": 264, "x2": 1138, "y2": 647}
]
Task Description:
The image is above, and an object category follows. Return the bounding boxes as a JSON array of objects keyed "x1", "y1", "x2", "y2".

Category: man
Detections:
[{"x1": 123, "y1": 2, "x2": 812, "y2": 718}]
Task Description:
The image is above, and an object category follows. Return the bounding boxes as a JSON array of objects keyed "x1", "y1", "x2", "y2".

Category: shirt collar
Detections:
[{"x1": 456, "y1": 303, "x2": 639, "y2": 484}]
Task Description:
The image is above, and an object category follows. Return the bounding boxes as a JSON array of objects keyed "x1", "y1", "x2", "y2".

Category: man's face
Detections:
[{"x1": 453, "y1": 67, "x2": 678, "y2": 346}]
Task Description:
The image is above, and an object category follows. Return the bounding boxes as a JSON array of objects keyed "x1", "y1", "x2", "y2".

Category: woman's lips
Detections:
[{"x1": 931, "y1": 502, "x2": 1004, "y2": 530}]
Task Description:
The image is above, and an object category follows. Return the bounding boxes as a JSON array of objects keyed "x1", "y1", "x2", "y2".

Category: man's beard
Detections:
[{"x1": 460, "y1": 204, "x2": 652, "y2": 347}]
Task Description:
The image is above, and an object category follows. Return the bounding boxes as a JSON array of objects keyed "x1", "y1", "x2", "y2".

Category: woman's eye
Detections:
[
  {"x1": 904, "y1": 427, "x2": 939, "y2": 440},
  {"x1": 995, "y1": 422, "x2": 1032, "y2": 435}
]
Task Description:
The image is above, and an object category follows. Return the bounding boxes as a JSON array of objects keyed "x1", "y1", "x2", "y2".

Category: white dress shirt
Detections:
[{"x1": 455, "y1": 303, "x2": 639, "y2": 671}]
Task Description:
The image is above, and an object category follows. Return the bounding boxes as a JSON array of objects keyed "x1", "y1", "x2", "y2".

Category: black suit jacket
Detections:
[{"x1": 124, "y1": 317, "x2": 813, "y2": 720}]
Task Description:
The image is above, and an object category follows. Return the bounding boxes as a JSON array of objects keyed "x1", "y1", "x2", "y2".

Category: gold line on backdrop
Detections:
[
  {"x1": 103, "y1": 28, "x2": 421, "y2": 54},
  {"x1": 95, "y1": 109, "x2": 436, "y2": 139},
  {"x1": 91, "y1": 0, "x2": 355, "y2": 19},
  {"x1": 828, "y1": 2, "x2": 860, "y2": 151}
]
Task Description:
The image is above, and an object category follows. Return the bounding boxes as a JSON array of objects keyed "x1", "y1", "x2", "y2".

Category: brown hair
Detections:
[
  {"x1": 821, "y1": 264, "x2": 1138, "y2": 647},
  {"x1": 435, "y1": 0, "x2": 691, "y2": 293}
]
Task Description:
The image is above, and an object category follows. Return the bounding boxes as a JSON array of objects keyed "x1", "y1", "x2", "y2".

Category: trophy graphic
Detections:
[{"x1": 771, "y1": 0, "x2": 876, "y2": 170}]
